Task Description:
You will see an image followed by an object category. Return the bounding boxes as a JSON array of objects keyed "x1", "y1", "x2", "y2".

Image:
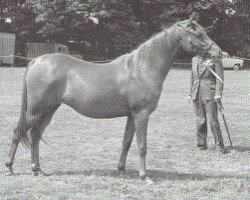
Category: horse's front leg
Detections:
[
  {"x1": 118, "y1": 115, "x2": 135, "y2": 174},
  {"x1": 133, "y1": 110, "x2": 150, "y2": 179}
]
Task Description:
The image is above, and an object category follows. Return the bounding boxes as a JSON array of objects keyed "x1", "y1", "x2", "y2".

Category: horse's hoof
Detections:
[
  {"x1": 32, "y1": 167, "x2": 47, "y2": 176},
  {"x1": 5, "y1": 164, "x2": 14, "y2": 176},
  {"x1": 39, "y1": 170, "x2": 48, "y2": 176},
  {"x1": 5, "y1": 171, "x2": 14, "y2": 176},
  {"x1": 33, "y1": 170, "x2": 47, "y2": 176},
  {"x1": 117, "y1": 164, "x2": 125, "y2": 172},
  {"x1": 119, "y1": 170, "x2": 130, "y2": 179},
  {"x1": 144, "y1": 177, "x2": 155, "y2": 185},
  {"x1": 119, "y1": 169, "x2": 125, "y2": 175},
  {"x1": 33, "y1": 171, "x2": 38, "y2": 176},
  {"x1": 139, "y1": 171, "x2": 147, "y2": 180}
]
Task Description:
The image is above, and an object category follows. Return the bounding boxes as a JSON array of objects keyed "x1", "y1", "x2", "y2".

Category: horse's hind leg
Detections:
[
  {"x1": 5, "y1": 118, "x2": 31, "y2": 176},
  {"x1": 30, "y1": 106, "x2": 60, "y2": 176},
  {"x1": 30, "y1": 126, "x2": 44, "y2": 176},
  {"x1": 118, "y1": 115, "x2": 135, "y2": 175}
]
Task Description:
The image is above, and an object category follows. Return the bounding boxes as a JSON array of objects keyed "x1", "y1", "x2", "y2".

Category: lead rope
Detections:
[{"x1": 203, "y1": 63, "x2": 234, "y2": 92}]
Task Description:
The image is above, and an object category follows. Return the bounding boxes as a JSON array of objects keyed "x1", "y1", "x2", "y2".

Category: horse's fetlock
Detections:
[
  {"x1": 31, "y1": 164, "x2": 39, "y2": 172},
  {"x1": 5, "y1": 161, "x2": 13, "y2": 168}
]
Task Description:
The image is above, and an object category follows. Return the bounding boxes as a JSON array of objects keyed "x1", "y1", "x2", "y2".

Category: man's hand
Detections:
[
  {"x1": 186, "y1": 95, "x2": 192, "y2": 103},
  {"x1": 214, "y1": 95, "x2": 222, "y2": 103},
  {"x1": 203, "y1": 59, "x2": 214, "y2": 67}
]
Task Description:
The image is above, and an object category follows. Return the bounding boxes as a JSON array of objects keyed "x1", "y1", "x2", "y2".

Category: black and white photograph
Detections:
[{"x1": 0, "y1": 0, "x2": 249, "y2": 199}]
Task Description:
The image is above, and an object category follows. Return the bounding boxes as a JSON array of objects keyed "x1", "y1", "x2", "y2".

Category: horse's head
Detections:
[{"x1": 176, "y1": 13, "x2": 222, "y2": 60}]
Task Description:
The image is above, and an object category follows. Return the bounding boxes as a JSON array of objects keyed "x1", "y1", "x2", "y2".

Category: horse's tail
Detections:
[{"x1": 16, "y1": 59, "x2": 37, "y2": 148}]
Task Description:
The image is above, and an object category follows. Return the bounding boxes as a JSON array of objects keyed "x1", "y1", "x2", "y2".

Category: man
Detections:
[{"x1": 188, "y1": 56, "x2": 224, "y2": 151}]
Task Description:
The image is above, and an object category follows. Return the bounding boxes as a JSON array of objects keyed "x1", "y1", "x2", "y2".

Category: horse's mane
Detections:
[
  {"x1": 112, "y1": 22, "x2": 183, "y2": 66},
  {"x1": 111, "y1": 19, "x2": 211, "y2": 67}
]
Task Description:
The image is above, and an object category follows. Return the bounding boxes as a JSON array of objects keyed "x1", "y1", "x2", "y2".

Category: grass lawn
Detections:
[{"x1": 0, "y1": 67, "x2": 249, "y2": 200}]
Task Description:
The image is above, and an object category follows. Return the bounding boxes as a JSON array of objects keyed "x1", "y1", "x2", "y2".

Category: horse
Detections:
[{"x1": 5, "y1": 13, "x2": 222, "y2": 180}]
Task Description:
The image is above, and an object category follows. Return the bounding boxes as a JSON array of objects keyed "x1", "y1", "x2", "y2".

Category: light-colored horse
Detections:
[{"x1": 5, "y1": 13, "x2": 222, "y2": 179}]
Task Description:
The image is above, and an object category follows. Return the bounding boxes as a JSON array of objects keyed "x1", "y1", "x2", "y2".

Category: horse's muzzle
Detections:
[
  {"x1": 209, "y1": 50, "x2": 223, "y2": 60},
  {"x1": 207, "y1": 43, "x2": 223, "y2": 60}
]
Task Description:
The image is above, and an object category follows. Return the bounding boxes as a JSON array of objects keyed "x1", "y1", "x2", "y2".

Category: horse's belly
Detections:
[
  {"x1": 62, "y1": 95, "x2": 130, "y2": 118},
  {"x1": 62, "y1": 68, "x2": 131, "y2": 118}
]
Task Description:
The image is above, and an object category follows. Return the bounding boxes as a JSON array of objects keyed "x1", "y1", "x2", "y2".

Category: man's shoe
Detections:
[
  {"x1": 215, "y1": 144, "x2": 230, "y2": 154},
  {"x1": 219, "y1": 146, "x2": 230, "y2": 154}
]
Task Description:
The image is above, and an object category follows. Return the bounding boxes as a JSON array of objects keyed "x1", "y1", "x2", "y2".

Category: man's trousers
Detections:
[{"x1": 193, "y1": 95, "x2": 224, "y2": 147}]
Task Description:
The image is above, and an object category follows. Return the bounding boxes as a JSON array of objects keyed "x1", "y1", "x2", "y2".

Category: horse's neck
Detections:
[{"x1": 134, "y1": 27, "x2": 182, "y2": 84}]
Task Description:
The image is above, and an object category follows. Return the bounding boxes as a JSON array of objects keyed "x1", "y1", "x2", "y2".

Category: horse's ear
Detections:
[{"x1": 188, "y1": 12, "x2": 199, "y2": 26}]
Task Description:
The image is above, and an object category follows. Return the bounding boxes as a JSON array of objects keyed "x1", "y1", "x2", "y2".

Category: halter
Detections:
[
  {"x1": 168, "y1": 25, "x2": 218, "y2": 59},
  {"x1": 179, "y1": 23, "x2": 218, "y2": 58},
  {"x1": 185, "y1": 30, "x2": 215, "y2": 57}
]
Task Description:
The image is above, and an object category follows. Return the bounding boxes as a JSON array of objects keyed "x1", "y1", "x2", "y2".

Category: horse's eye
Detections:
[{"x1": 187, "y1": 36, "x2": 192, "y2": 43}]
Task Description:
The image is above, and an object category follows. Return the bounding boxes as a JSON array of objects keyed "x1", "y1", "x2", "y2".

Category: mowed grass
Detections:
[{"x1": 0, "y1": 67, "x2": 249, "y2": 200}]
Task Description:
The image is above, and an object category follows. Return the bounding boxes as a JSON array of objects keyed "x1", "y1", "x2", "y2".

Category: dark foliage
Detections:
[{"x1": 0, "y1": 0, "x2": 249, "y2": 61}]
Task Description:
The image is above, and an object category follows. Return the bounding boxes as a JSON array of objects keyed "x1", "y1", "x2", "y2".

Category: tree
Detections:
[
  {"x1": 1, "y1": 0, "x2": 249, "y2": 60},
  {"x1": 88, "y1": 0, "x2": 141, "y2": 59},
  {"x1": 0, "y1": 0, "x2": 37, "y2": 63},
  {"x1": 214, "y1": 0, "x2": 250, "y2": 57},
  {"x1": 27, "y1": 0, "x2": 90, "y2": 42}
]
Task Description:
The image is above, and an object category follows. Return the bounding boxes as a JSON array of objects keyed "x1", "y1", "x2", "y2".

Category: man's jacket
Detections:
[{"x1": 190, "y1": 57, "x2": 224, "y2": 101}]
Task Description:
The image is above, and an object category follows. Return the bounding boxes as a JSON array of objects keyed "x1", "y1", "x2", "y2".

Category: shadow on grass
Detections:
[
  {"x1": 232, "y1": 146, "x2": 250, "y2": 152},
  {"x1": 46, "y1": 169, "x2": 249, "y2": 182},
  {"x1": 1, "y1": 167, "x2": 249, "y2": 182},
  {"x1": 209, "y1": 145, "x2": 250, "y2": 153},
  {"x1": 1, "y1": 146, "x2": 248, "y2": 181}
]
